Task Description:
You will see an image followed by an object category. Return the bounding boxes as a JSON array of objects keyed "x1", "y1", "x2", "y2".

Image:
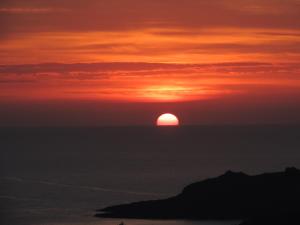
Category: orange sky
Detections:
[{"x1": 0, "y1": 0, "x2": 300, "y2": 125}]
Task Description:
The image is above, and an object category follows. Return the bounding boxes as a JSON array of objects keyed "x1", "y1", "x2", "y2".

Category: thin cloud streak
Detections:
[
  {"x1": 0, "y1": 28, "x2": 299, "y2": 64},
  {"x1": 0, "y1": 7, "x2": 70, "y2": 14}
]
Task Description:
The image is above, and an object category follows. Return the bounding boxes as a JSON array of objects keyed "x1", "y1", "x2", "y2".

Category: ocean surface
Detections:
[{"x1": 1, "y1": 125, "x2": 300, "y2": 225}]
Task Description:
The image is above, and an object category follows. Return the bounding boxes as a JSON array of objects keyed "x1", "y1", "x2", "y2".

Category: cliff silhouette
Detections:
[{"x1": 96, "y1": 167, "x2": 300, "y2": 220}]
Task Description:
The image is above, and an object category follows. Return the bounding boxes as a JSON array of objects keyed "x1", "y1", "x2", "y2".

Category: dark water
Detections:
[{"x1": 1, "y1": 126, "x2": 300, "y2": 225}]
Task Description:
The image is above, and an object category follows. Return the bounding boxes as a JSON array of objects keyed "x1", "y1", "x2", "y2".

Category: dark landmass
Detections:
[
  {"x1": 238, "y1": 211, "x2": 300, "y2": 225},
  {"x1": 96, "y1": 167, "x2": 300, "y2": 221}
]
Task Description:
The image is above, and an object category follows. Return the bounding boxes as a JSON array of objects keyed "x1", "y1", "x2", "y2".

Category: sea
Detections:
[{"x1": 1, "y1": 125, "x2": 300, "y2": 225}]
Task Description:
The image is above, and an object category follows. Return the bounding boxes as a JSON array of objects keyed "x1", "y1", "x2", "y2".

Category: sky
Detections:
[{"x1": 0, "y1": 0, "x2": 300, "y2": 126}]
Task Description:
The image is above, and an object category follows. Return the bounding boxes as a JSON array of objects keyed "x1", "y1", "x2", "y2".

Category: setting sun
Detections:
[{"x1": 156, "y1": 113, "x2": 179, "y2": 126}]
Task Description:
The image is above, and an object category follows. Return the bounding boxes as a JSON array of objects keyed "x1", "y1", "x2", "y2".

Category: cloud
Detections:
[
  {"x1": 0, "y1": 62, "x2": 299, "y2": 103},
  {"x1": 0, "y1": 62, "x2": 191, "y2": 74},
  {"x1": 0, "y1": 28, "x2": 299, "y2": 65},
  {"x1": 0, "y1": 7, "x2": 69, "y2": 14},
  {"x1": 222, "y1": 0, "x2": 300, "y2": 15},
  {"x1": 1, "y1": 61, "x2": 298, "y2": 75},
  {"x1": 0, "y1": 0, "x2": 300, "y2": 35}
]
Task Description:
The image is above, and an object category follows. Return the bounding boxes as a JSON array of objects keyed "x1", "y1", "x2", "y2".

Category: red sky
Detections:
[{"x1": 0, "y1": 0, "x2": 300, "y2": 126}]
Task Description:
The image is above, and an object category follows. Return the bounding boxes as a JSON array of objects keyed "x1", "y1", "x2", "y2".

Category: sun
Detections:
[{"x1": 156, "y1": 113, "x2": 179, "y2": 126}]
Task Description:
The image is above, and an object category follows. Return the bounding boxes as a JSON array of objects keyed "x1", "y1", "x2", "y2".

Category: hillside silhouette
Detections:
[
  {"x1": 238, "y1": 210, "x2": 300, "y2": 225},
  {"x1": 96, "y1": 167, "x2": 300, "y2": 220}
]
